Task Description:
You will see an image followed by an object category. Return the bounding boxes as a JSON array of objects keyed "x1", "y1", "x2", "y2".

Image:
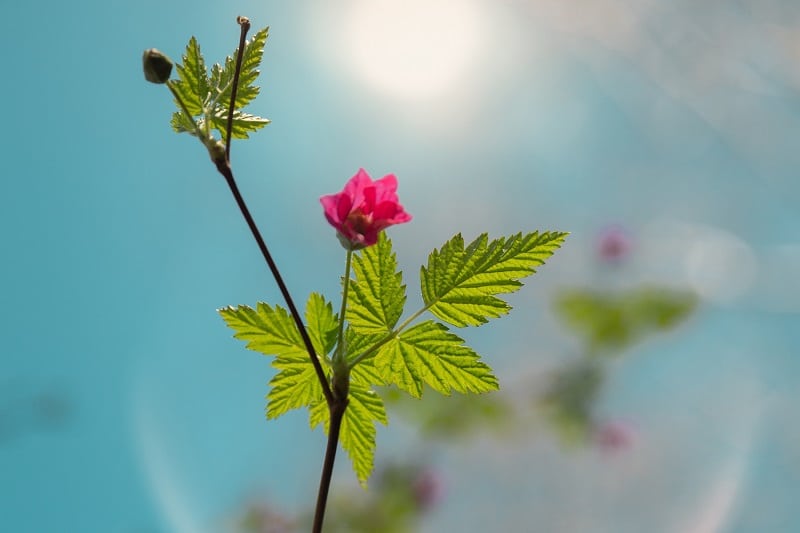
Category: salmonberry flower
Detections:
[
  {"x1": 596, "y1": 225, "x2": 633, "y2": 263},
  {"x1": 320, "y1": 168, "x2": 412, "y2": 249},
  {"x1": 594, "y1": 419, "x2": 637, "y2": 453}
]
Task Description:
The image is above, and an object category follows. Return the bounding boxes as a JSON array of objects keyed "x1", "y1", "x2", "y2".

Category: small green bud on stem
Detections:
[
  {"x1": 206, "y1": 139, "x2": 227, "y2": 164},
  {"x1": 142, "y1": 48, "x2": 173, "y2": 84}
]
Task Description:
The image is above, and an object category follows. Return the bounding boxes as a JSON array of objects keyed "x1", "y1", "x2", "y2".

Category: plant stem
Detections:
[
  {"x1": 213, "y1": 161, "x2": 334, "y2": 405},
  {"x1": 334, "y1": 250, "x2": 353, "y2": 364},
  {"x1": 166, "y1": 81, "x2": 201, "y2": 136},
  {"x1": 215, "y1": 16, "x2": 333, "y2": 405},
  {"x1": 312, "y1": 249, "x2": 354, "y2": 532},
  {"x1": 220, "y1": 17, "x2": 348, "y2": 531},
  {"x1": 225, "y1": 16, "x2": 250, "y2": 161},
  {"x1": 312, "y1": 397, "x2": 347, "y2": 533}
]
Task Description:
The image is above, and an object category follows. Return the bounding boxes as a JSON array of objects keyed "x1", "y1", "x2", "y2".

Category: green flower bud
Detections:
[
  {"x1": 207, "y1": 139, "x2": 227, "y2": 164},
  {"x1": 142, "y1": 48, "x2": 173, "y2": 84}
]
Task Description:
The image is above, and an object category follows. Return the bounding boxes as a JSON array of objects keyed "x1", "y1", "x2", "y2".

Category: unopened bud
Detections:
[
  {"x1": 207, "y1": 139, "x2": 227, "y2": 164},
  {"x1": 142, "y1": 48, "x2": 173, "y2": 84}
]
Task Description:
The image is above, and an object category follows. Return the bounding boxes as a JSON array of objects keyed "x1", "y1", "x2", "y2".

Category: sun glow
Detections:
[{"x1": 342, "y1": 0, "x2": 485, "y2": 99}]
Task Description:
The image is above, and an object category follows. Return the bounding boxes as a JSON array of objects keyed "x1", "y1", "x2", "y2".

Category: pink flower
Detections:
[
  {"x1": 412, "y1": 468, "x2": 445, "y2": 510},
  {"x1": 594, "y1": 419, "x2": 637, "y2": 453},
  {"x1": 596, "y1": 225, "x2": 633, "y2": 263},
  {"x1": 320, "y1": 168, "x2": 412, "y2": 249}
]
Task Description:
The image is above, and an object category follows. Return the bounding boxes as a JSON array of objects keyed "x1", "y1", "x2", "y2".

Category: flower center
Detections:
[{"x1": 346, "y1": 209, "x2": 372, "y2": 235}]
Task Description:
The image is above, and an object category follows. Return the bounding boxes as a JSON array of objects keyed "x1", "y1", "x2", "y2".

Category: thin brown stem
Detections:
[
  {"x1": 217, "y1": 16, "x2": 333, "y2": 405},
  {"x1": 312, "y1": 398, "x2": 348, "y2": 533},
  {"x1": 226, "y1": 16, "x2": 251, "y2": 160},
  {"x1": 213, "y1": 158, "x2": 334, "y2": 406},
  {"x1": 221, "y1": 17, "x2": 346, "y2": 531}
]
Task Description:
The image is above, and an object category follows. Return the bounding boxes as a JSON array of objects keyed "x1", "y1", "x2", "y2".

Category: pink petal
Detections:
[
  {"x1": 373, "y1": 174, "x2": 399, "y2": 203},
  {"x1": 336, "y1": 193, "x2": 352, "y2": 223},
  {"x1": 320, "y1": 194, "x2": 342, "y2": 224},
  {"x1": 342, "y1": 168, "x2": 373, "y2": 209},
  {"x1": 361, "y1": 184, "x2": 376, "y2": 212}
]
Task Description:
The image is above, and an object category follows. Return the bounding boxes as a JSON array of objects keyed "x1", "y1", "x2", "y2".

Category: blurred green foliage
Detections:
[
  {"x1": 540, "y1": 360, "x2": 604, "y2": 444},
  {"x1": 554, "y1": 287, "x2": 698, "y2": 355},
  {"x1": 238, "y1": 462, "x2": 440, "y2": 533},
  {"x1": 382, "y1": 386, "x2": 514, "y2": 439},
  {"x1": 543, "y1": 286, "x2": 697, "y2": 443}
]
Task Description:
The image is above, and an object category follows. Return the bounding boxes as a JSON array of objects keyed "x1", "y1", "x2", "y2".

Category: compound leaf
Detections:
[
  {"x1": 347, "y1": 233, "x2": 406, "y2": 334},
  {"x1": 209, "y1": 26, "x2": 269, "y2": 112},
  {"x1": 218, "y1": 294, "x2": 335, "y2": 419},
  {"x1": 421, "y1": 231, "x2": 568, "y2": 327},
  {"x1": 208, "y1": 109, "x2": 270, "y2": 140},
  {"x1": 172, "y1": 36, "x2": 208, "y2": 116},
  {"x1": 310, "y1": 363, "x2": 388, "y2": 486},
  {"x1": 375, "y1": 320, "x2": 498, "y2": 398},
  {"x1": 219, "y1": 301, "x2": 304, "y2": 358}
]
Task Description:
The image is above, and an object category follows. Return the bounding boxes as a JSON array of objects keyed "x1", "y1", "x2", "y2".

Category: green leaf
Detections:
[
  {"x1": 168, "y1": 28, "x2": 270, "y2": 141},
  {"x1": 170, "y1": 110, "x2": 198, "y2": 136},
  {"x1": 347, "y1": 233, "x2": 407, "y2": 334},
  {"x1": 209, "y1": 27, "x2": 269, "y2": 112},
  {"x1": 421, "y1": 231, "x2": 568, "y2": 327},
  {"x1": 305, "y1": 293, "x2": 338, "y2": 356},
  {"x1": 267, "y1": 347, "x2": 326, "y2": 419},
  {"x1": 342, "y1": 380, "x2": 388, "y2": 485},
  {"x1": 219, "y1": 302, "x2": 305, "y2": 358},
  {"x1": 375, "y1": 320, "x2": 498, "y2": 398},
  {"x1": 218, "y1": 295, "x2": 335, "y2": 419},
  {"x1": 207, "y1": 109, "x2": 270, "y2": 140},
  {"x1": 220, "y1": 296, "x2": 388, "y2": 485},
  {"x1": 172, "y1": 36, "x2": 208, "y2": 116},
  {"x1": 344, "y1": 327, "x2": 387, "y2": 384},
  {"x1": 540, "y1": 359, "x2": 604, "y2": 444},
  {"x1": 309, "y1": 365, "x2": 388, "y2": 486},
  {"x1": 554, "y1": 287, "x2": 698, "y2": 353}
]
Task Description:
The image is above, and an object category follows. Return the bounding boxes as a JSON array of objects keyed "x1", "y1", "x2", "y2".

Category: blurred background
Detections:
[{"x1": 1, "y1": 0, "x2": 798, "y2": 531}]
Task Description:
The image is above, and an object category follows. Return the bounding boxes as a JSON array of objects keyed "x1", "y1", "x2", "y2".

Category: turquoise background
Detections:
[{"x1": 1, "y1": 1, "x2": 798, "y2": 531}]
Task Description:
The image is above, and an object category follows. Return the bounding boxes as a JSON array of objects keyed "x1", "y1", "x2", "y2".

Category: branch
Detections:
[
  {"x1": 217, "y1": 16, "x2": 334, "y2": 405},
  {"x1": 226, "y1": 16, "x2": 250, "y2": 160},
  {"x1": 312, "y1": 398, "x2": 348, "y2": 533}
]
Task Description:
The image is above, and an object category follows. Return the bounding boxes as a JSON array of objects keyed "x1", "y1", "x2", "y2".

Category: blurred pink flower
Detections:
[
  {"x1": 320, "y1": 168, "x2": 412, "y2": 249},
  {"x1": 594, "y1": 419, "x2": 637, "y2": 453},
  {"x1": 412, "y1": 468, "x2": 445, "y2": 510},
  {"x1": 596, "y1": 225, "x2": 633, "y2": 263}
]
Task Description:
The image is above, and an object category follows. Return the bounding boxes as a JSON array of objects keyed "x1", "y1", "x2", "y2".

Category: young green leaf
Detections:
[
  {"x1": 342, "y1": 384, "x2": 388, "y2": 485},
  {"x1": 218, "y1": 294, "x2": 336, "y2": 419},
  {"x1": 172, "y1": 36, "x2": 208, "y2": 116},
  {"x1": 375, "y1": 320, "x2": 498, "y2": 398},
  {"x1": 209, "y1": 27, "x2": 269, "y2": 111},
  {"x1": 347, "y1": 233, "x2": 407, "y2": 334},
  {"x1": 218, "y1": 302, "x2": 305, "y2": 358},
  {"x1": 170, "y1": 110, "x2": 200, "y2": 136},
  {"x1": 268, "y1": 348, "x2": 327, "y2": 419},
  {"x1": 344, "y1": 327, "x2": 388, "y2": 383},
  {"x1": 421, "y1": 231, "x2": 568, "y2": 327},
  {"x1": 208, "y1": 109, "x2": 271, "y2": 140},
  {"x1": 305, "y1": 292, "x2": 339, "y2": 356},
  {"x1": 220, "y1": 296, "x2": 388, "y2": 485},
  {"x1": 309, "y1": 363, "x2": 388, "y2": 486},
  {"x1": 168, "y1": 28, "x2": 270, "y2": 140}
]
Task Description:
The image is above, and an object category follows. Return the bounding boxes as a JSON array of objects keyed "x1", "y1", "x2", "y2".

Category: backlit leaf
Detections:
[
  {"x1": 375, "y1": 320, "x2": 498, "y2": 398},
  {"x1": 421, "y1": 232, "x2": 568, "y2": 327},
  {"x1": 347, "y1": 233, "x2": 406, "y2": 334}
]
